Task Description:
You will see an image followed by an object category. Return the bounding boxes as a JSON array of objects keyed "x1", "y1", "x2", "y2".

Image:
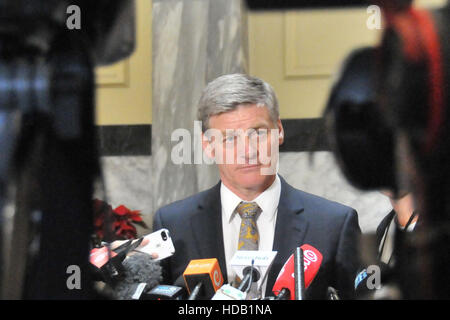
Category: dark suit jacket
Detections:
[
  {"x1": 152, "y1": 176, "x2": 361, "y2": 299},
  {"x1": 376, "y1": 210, "x2": 396, "y2": 249},
  {"x1": 375, "y1": 210, "x2": 421, "y2": 267}
]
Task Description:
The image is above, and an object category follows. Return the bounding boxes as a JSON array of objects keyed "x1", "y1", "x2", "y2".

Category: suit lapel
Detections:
[
  {"x1": 266, "y1": 176, "x2": 309, "y2": 296},
  {"x1": 190, "y1": 182, "x2": 228, "y2": 283}
]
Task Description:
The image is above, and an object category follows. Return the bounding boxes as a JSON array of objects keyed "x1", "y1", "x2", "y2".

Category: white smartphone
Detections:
[{"x1": 136, "y1": 228, "x2": 175, "y2": 261}]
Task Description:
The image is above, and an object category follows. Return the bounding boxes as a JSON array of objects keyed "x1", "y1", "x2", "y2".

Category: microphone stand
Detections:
[
  {"x1": 237, "y1": 259, "x2": 261, "y2": 299},
  {"x1": 245, "y1": 259, "x2": 255, "y2": 294},
  {"x1": 294, "y1": 247, "x2": 305, "y2": 300},
  {"x1": 188, "y1": 282, "x2": 203, "y2": 300}
]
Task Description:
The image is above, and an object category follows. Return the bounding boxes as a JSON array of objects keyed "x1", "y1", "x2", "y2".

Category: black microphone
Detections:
[
  {"x1": 237, "y1": 260, "x2": 261, "y2": 293},
  {"x1": 354, "y1": 263, "x2": 399, "y2": 299},
  {"x1": 173, "y1": 274, "x2": 187, "y2": 288},
  {"x1": 327, "y1": 287, "x2": 340, "y2": 300},
  {"x1": 145, "y1": 285, "x2": 186, "y2": 300},
  {"x1": 273, "y1": 288, "x2": 290, "y2": 300},
  {"x1": 144, "y1": 275, "x2": 187, "y2": 300},
  {"x1": 113, "y1": 238, "x2": 144, "y2": 255},
  {"x1": 113, "y1": 252, "x2": 163, "y2": 300},
  {"x1": 210, "y1": 263, "x2": 261, "y2": 300},
  {"x1": 90, "y1": 238, "x2": 145, "y2": 285}
]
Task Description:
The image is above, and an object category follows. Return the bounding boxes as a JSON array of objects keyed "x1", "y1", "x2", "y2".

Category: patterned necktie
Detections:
[
  {"x1": 236, "y1": 201, "x2": 260, "y2": 251},
  {"x1": 234, "y1": 201, "x2": 261, "y2": 297}
]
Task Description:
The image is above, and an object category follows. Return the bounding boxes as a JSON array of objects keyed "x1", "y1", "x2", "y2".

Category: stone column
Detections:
[{"x1": 152, "y1": 0, "x2": 248, "y2": 213}]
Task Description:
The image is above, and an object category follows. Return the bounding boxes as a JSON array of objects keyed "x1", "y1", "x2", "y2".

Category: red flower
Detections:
[
  {"x1": 114, "y1": 205, "x2": 130, "y2": 216},
  {"x1": 92, "y1": 199, "x2": 148, "y2": 242}
]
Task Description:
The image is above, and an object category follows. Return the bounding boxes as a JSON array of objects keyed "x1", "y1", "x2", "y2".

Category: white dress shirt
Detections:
[{"x1": 220, "y1": 174, "x2": 281, "y2": 297}]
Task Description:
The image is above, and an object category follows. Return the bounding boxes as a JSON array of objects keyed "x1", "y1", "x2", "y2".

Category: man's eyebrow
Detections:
[
  {"x1": 221, "y1": 129, "x2": 235, "y2": 136},
  {"x1": 252, "y1": 124, "x2": 270, "y2": 129},
  {"x1": 248, "y1": 124, "x2": 272, "y2": 131},
  {"x1": 223, "y1": 124, "x2": 271, "y2": 132}
]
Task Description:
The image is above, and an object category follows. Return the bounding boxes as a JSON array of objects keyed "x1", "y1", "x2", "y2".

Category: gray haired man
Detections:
[{"x1": 153, "y1": 73, "x2": 361, "y2": 299}]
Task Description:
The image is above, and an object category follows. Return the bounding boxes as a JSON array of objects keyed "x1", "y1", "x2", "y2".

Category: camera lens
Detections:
[{"x1": 161, "y1": 231, "x2": 167, "y2": 241}]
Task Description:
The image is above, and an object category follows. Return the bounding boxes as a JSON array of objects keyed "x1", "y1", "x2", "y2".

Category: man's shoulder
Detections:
[
  {"x1": 282, "y1": 178, "x2": 356, "y2": 218},
  {"x1": 302, "y1": 189, "x2": 355, "y2": 214},
  {"x1": 155, "y1": 182, "x2": 220, "y2": 216},
  {"x1": 282, "y1": 179, "x2": 361, "y2": 241}
]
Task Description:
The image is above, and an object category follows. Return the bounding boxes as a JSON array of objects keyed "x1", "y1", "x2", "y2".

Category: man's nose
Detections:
[{"x1": 238, "y1": 133, "x2": 258, "y2": 163}]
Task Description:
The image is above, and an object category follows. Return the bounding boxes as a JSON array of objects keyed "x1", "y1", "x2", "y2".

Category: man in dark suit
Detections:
[{"x1": 153, "y1": 74, "x2": 361, "y2": 299}]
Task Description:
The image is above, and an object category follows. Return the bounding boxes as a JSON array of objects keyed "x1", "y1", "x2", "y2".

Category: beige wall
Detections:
[
  {"x1": 93, "y1": 0, "x2": 446, "y2": 125},
  {"x1": 248, "y1": 0, "x2": 447, "y2": 119},
  {"x1": 248, "y1": 9, "x2": 379, "y2": 119},
  {"x1": 95, "y1": 0, "x2": 152, "y2": 125}
]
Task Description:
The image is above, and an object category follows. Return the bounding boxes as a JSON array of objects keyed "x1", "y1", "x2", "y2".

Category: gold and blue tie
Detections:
[
  {"x1": 234, "y1": 201, "x2": 261, "y2": 297},
  {"x1": 236, "y1": 201, "x2": 260, "y2": 251}
]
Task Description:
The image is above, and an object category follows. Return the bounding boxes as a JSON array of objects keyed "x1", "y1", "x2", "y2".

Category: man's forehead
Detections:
[{"x1": 208, "y1": 105, "x2": 275, "y2": 129}]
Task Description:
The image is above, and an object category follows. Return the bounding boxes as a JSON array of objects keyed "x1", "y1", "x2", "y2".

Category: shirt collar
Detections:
[
  {"x1": 220, "y1": 175, "x2": 281, "y2": 224},
  {"x1": 221, "y1": 182, "x2": 243, "y2": 224}
]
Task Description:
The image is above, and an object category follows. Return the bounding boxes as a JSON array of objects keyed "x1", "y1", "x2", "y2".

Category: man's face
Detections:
[{"x1": 203, "y1": 104, "x2": 284, "y2": 195}]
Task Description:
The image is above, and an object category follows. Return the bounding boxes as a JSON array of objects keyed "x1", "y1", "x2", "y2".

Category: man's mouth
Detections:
[{"x1": 238, "y1": 164, "x2": 261, "y2": 170}]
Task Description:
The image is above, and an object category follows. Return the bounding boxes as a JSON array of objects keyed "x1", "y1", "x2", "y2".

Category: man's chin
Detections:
[{"x1": 235, "y1": 170, "x2": 275, "y2": 189}]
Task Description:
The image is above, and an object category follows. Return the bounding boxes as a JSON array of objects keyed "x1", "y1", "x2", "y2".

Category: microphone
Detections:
[
  {"x1": 211, "y1": 264, "x2": 260, "y2": 301},
  {"x1": 210, "y1": 263, "x2": 265, "y2": 300},
  {"x1": 211, "y1": 284, "x2": 247, "y2": 300},
  {"x1": 230, "y1": 251, "x2": 277, "y2": 287},
  {"x1": 144, "y1": 274, "x2": 187, "y2": 300},
  {"x1": 112, "y1": 238, "x2": 144, "y2": 255},
  {"x1": 212, "y1": 251, "x2": 277, "y2": 300},
  {"x1": 89, "y1": 247, "x2": 125, "y2": 284},
  {"x1": 182, "y1": 258, "x2": 224, "y2": 300},
  {"x1": 354, "y1": 263, "x2": 401, "y2": 299},
  {"x1": 272, "y1": 244, "x2": 323, "y2": 300},
  {"x1": 145, "y1": 285, "x2": 186, "y2": 300},
  {"x1": 327, "y1": 287, "x2": 340, "y2": 300},
  {"x1": 89, "y1": 238, "x2": 144, "y2": 284},
  {"x1": 113, "y1": 252, "x2": 163, "y2": 300},
  {"x1": 237, "y1": 260, "x2": 261, "y2": 292}
]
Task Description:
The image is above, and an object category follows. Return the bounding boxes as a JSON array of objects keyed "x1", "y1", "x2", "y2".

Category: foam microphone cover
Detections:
[{"x1": 114, "y1": 253, "x2": 163, "y2": 299}]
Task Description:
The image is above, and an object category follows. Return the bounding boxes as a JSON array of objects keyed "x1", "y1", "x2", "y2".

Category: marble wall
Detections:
[
  {"x1": 152, "y1": 0, "x2": 248, "y2": 212},
  {"x1": 98, "y1": 152, "x2": 391, "y2": 234},
  {"x1": 95, "y1": 156, "x2": 153, "y2": 237},
  {"x1": 278, "y1": 152, "x2": 391, "y2": 232}
]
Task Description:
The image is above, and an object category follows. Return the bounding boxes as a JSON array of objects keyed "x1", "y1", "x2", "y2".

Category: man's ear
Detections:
[
  {"x1": 277, "y1": 119, "x2": 285, "y2": 146},
  {"x1": 202, "y1": 132, "x2": 215, "y2": 159}
]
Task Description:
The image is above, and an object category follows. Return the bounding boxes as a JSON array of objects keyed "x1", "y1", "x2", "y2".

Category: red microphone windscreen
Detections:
[{"x1": 272, "y1": 244, "x2": 323, "y2": 300}]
